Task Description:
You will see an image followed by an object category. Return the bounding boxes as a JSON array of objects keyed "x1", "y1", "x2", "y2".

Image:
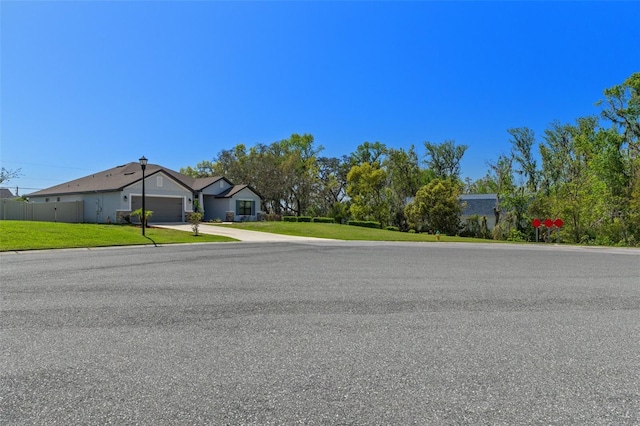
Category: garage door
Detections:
[{"x1": 131, "y1": 196, "x2": 183, "y2": 223}]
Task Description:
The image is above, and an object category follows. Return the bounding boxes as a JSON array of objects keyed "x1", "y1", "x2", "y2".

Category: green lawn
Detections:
[
  {"x1": 214, "y1": 221, "x2": 497, "y2": 243},
  {"x1": 0, "y1": 221, "x2": 236, "y2": 252}
]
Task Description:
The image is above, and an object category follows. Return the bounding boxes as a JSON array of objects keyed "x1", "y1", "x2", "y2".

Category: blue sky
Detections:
[{"x1": 2, "y1": 1, "x2": 638, "y2": 194}]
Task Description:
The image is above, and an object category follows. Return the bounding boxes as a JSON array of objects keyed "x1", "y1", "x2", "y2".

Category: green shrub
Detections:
[
  {"x1": 189, "y1": 212, "x2": 203, "y2": 236},
  {"x1": 131, "y1": 208, "x2": 153, "y2": 228},
  {"x1": 312, "y1": 217, "x2": 335, "y2": 223},
  {"x1": 282, "y1": 216, "x2": 298, "y2": 222},
  {"x1": 385, "y1": 226, "x2": 399, "y2": 232},
  {"x1": 507, "y1": 228, "x2": 527, "y2": 242},
  {"x1": 408, "y1": 229, "x2": 416, "y2": 233},
  {"x1": 298, "y1": 216, "x2": 312, "y2": 222},
  {"x1": 348, "y1": 220, "x2": 381, "y2": 229}
]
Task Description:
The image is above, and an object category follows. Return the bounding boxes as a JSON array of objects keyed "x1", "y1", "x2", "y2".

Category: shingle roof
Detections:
[
  {"x1": 460, "y1": 194, "x2": 498, "y2": 217},
  {"x1": 27, "y1": 163, "x2": 226, "y2": 197},
  {"x1": 214, "y1": 184, "x2": 250, "y2": 198},
  {"x1": 0, "y1": 188, "x2": 14, "y2": 198}
]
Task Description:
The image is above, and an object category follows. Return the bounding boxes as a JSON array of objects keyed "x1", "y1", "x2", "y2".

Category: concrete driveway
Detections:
[{"x1": 154, "y1": 222, "x2": 337, "y2": 242}]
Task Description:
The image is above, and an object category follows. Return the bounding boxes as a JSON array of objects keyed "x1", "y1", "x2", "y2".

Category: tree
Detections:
[
  {"x1": 465, "y1": 174, "x2": 499, "y2": 194},
  {"x1": 423, "y1": 140, "x2": 468, "y2": 180},
  {"x1": 0, "y1": 167, "x2": 21, "y2": 185},
  {"x1": 404, "y1": 178, "x2": 462, "y2": 235},
  {"x1": 346, "y1": 162, "x2": 390, "y2": 226},
  {"x1": 278, "y1": 133, "x2": 323, "y2": 216},
  {"x1": 598, "y1": 72, "x2": 640, "y2": 156},
  {"x1": 508, "y1": 127, "x2": 538, "y2": 192},
  {"x1": 487, "y1": 154, "x2": 514, "y2": 234},
  {"x1": 349, "y1": 141, "x2": 387, "y2": 167},
  {"x1": 314, "y1": 156, "x2": 350, "y2": 218},
  {"x1": 384, "y1": 146, "x2": 422, "y2": 230}
]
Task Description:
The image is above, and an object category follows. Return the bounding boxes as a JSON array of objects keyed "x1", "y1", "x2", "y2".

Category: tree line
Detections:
[{"x1": 182, "y1": 73, "x2": 640, "y2": 246}]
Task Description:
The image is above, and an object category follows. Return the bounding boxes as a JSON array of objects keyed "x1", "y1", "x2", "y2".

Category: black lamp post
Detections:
[{"x1": 139, "y1": 156, "x2": 148, "y2": 236}]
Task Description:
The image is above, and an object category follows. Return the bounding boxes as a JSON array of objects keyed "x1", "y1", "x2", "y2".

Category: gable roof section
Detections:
[
  {"x1": 28, "y1": 162, "x2": 195, "y2": 197},
  {"x1": 214, "y1": 184, "x2": 261, "y2": 199},
  {"x1": 192, "y1": 176, "x2": 231, "y2": 191},
  {"x1": 0, "y1": 188, "x2": 14, "y2": 198}
]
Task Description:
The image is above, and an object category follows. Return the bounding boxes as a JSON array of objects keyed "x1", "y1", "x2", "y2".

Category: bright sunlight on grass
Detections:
[
  {"x1": 0, "y1": 221, "x2": 236, "y2": 252},
  {"x1": 213, "y1": 221, "x2": 496, "y2": 243}
]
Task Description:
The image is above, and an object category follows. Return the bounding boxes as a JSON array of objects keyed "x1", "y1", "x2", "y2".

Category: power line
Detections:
[{"x1": 0, "y1": 160, "x2": 94, "y2": 171}]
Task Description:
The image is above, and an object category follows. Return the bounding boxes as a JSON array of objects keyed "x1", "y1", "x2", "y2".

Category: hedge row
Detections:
[
  {"x1": 312, "y1": 217, "x2": 335, "y2": 223},
  {"x1": 347, "y1": 220, "x2": 381, "y2": 229},
  {"x1": 281, "y1": 216, "x2": 336, "y2": 223}
]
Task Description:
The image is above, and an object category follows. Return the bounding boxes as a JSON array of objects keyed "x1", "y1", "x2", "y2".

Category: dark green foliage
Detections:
[
  {"x1": 348, "y1": 220, "x2": 381, "y2": 229},
  {"x1": 312, "y1": 217, "x2": 335, "y2": 223},
  {"x1": 298, "y1": 216, "x2": 312, "y2": 222},
  {"x1": 460, "y1": 214, "x2": 491, "y2": 239},
  {"x1": 385, "y1": 226, "x2": 399, "y2": 232},
  {"x1": 282, "y1": 216, "x2": 298, "y2": 222}
]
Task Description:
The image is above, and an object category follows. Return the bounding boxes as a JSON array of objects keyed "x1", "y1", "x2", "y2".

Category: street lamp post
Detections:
[{"x1": 139, "y1": 156, "x2": 148, "y2": 236}]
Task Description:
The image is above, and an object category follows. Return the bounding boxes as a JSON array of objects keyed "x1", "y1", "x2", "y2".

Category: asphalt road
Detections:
[{"x1": 2, "y1": 241, "x2": 639, "y2": 425}]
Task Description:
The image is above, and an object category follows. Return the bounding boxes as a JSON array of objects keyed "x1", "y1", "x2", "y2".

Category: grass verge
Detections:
[
  {"x1": 0, "y1": 221, "x2": 236, "y2": 252},
  {"x1": 213, "y1": 221, "x2": 497, "y2": 243}
]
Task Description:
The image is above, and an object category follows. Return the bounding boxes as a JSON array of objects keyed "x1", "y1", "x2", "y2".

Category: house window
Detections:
[
  {"x1": 237, "y1": 200, "x2": 254, "y2": 216},
  {"x1": 157, "y1": 176, "x2": 163, "y2": 187}
]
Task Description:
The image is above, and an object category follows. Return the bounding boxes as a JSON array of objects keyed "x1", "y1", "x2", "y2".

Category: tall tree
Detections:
[
  {"x1": 423, "y1": 140, "x2": 468, "y2": 180},
  {"x1": 278, "y1": 133, "x2": 323, "y2": 215},
  {"x1": 314, "y1": 156, "x2": 350, "y2": 218},
  {"x1": 349, "y1": 141, "x2": 387, "y2": 167},
  {"x1": 404, "y1": 178, "x2": 463, "y2": 235},
  {"x1": 384, "y1": 146, "x2": 422, "y2": 230},
  {"x1": 598, "y1": 72, "x2": 640, "y2": 156},
  {"x1": 487, "y1": 154, "x2": 516, "y2": 239},
  {"x1": 346, "y1": 162, "x2": 390, "y2": 226},
  {"x1": 508, "y1": 127, "x2": 538, "y2": 192}
]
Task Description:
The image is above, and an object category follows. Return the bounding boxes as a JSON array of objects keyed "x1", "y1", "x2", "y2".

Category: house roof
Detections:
[
  {"x1": 460, "y1": 193, "x2": 497, "y2": 217},
  {"x1": 192, "y1": 176, "x2": 231, "y2": 191},
  {"x1": 0, "y1": 188, "x2": 14, "y2": 198},
  {"x1": 214, "y1": 184, "x2": 251, "y2": 198},
  {"x1": 27, "y1": 162, "x2": 233, "y2": 197}
]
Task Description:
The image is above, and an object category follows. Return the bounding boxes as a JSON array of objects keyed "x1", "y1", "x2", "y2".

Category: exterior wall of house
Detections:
[
  {"x1": 229, "y1": 188, "x2": 262, "y2": 222},
  {"x1": 202, "y1": 187, "x2": 262, "y2": 222},
  {"x1": 202, "y1": 197, "x2": 227, "y2": 222},
  {"x1": 87, "y1": 192, "x2": 121, "y2": 223},
  {"x1": 200, "y1": 179, "x2": 233, "y2": 196},
  {"x1": 120, "y1": 172, "x2": 193, "y2": 223}
]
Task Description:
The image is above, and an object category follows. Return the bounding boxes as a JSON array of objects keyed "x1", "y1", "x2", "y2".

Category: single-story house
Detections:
[
  {"x1": 460, "y1": 193, "x2": 498, "y2": 230},
  {"x1": 0, "y1": 188, "x2": 15, "y2": 199},
  {"x1": 27, "y1": 162, "x2": 262, "y2": 224}
]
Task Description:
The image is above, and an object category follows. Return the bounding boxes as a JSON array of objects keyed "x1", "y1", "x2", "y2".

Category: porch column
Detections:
[{"x1": 198, "y1": 192, "x2": 205, "y2": 215}]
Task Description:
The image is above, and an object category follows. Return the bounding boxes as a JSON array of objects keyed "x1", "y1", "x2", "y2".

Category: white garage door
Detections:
[{"x1": 131, "y1": 196, "x2": 183, "y2": 223}]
